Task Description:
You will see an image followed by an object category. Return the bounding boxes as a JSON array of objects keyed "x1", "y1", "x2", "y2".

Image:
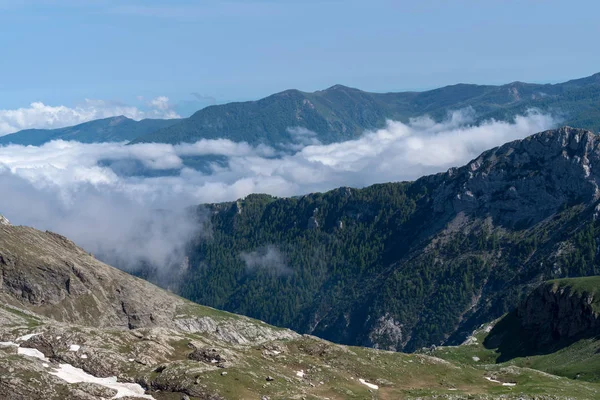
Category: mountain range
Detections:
[
  {"x1": 2, "y1": 72, "x2": 600, "y2": 147},
  {"x1": 2, "y1": 210, "x2": 600, "y2": 399}
]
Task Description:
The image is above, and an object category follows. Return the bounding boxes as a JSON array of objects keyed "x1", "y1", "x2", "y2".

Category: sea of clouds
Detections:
[{"x1": 0, "y1": 109, "x2": 558, "y2": 275}]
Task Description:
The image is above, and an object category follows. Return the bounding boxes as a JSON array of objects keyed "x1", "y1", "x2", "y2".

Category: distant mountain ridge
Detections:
[
  {"x1": 132, "y1": 72, "x2": 600, "y2": 145},
  {"x1": 0, "y1": 115, "x2": 180, "y2": 146},
  {"x1": 2, "y1": 72, "x2": 600, "y2": 147}
]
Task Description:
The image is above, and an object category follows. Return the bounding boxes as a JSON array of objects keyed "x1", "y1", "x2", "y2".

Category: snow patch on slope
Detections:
[
  {"x1": 359, "y1": 378, "x2": 379, "y2": 390},
  {"x1": 49, "y1": 363, "x2": 155, "y2": 399},
  {"x1": 485, "y1": 376, "x2": 516, "y2": 386},
  {"x1": 5, "y1": 336, "x2": 155, "y2": 399}
]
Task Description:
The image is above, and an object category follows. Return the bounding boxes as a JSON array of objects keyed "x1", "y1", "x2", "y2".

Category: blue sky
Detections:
[{"x1": 1, "y1": 0, "x2": 600, "y2": 117}]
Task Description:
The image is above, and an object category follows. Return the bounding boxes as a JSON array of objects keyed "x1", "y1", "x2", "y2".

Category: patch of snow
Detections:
[
  {"x1": 449, "y1": 388, "x2": 457, "y2": 391},
  {"x1": 56, "y1": 336, "x2": 62, "y2": 340},
  {"x1": 359, "y1": 379, "x2": 379, "y2": 390},
  {"x1": 0, "y1": 341, "x2": 18, "y2": 347},
  {"x1": 49, "y1": 363, "x2": 155, "y2": 399},
  {"x1": 272, "y1": 350, "x2": 281, "y2": 355},
  {"x1": 472, "y1": 356, "x2": 480, "y2": 362},
  {"x1": 12, "y1": 343, "x2": 153, "y2": 399},
  {"x1": 16, "y1": 333, "x2": 40, "y2": 342},
  {"x1": 0, "y1": 215, "x2": 11, "y2": 226},
  {"x1": 296, "y1": 370, "x2": 305, "y2": 378},
  {"x1": 69, "y1": 344, "x2": 80, "y2": 352},
  {"x1": 485, "y1": 377, "x2": 516, "y2": 386},
  {"x1": 17, "y1": 347, "x2": 47, "y2": 361},
  {"x1": 81, "y1": 354, "x2": 88, "y2": 359},
  {"x1": 128, "y1": 358, "x2": 135, "y2": 362}
]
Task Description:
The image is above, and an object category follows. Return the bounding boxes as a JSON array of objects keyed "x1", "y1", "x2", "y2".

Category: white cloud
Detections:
[
  {"x1": 0, "y1": 109, "x2": 558, "y2": 277},
  {"x1": 240, "y1": 245, "x2": 291, "y2": 275},
  {"x1": 148, "y1": 96, "x2": 170, "y2": 110},
  {"x1": 286, "y1": 126, "x2": 322, "y2": 148},
  {"x1": 0, "y1": 97, "x2": 180, "y2": 135}
]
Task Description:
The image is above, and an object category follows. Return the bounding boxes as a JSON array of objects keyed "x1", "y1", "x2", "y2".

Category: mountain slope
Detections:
[
  {"x1": 0, "y1": 221, "x2": 295, "y2": 342},
  {"x1": 4, "y1": 218, "x2": 594, "y2": 399},
  {"x1": 132, "y1": 72, "x2": 600, "y2": 145},
  {"x1": 0, "y1": 116, "x2": 179, "y2": 146},
  {"x1": 177, "y1": 126, "x2": 600, "y2": 353}
]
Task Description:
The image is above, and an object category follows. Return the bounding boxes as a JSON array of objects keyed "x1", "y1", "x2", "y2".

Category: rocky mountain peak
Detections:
[
  {"x1": 468, "y1": 126, "x2": 597, "y2": 176},
  {"x1": 433, "y1": 127, "x2": 600, "y2": 228}
]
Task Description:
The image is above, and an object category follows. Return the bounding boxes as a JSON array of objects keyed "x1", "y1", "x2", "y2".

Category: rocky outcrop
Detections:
[
  {"x1": 173, "y1": 316, "x2": 297, "y2": 345},
  {"x1": 368, "y1": 314, "x2": 404, "y2": 351},
  {"x1": 484, "y1": 277, "x2": 600, "y2": 359},
  {"x1": 517, "y1": 280, "x2": 600, "y2": 346}
]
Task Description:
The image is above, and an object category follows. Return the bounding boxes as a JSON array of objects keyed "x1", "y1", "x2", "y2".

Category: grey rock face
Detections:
[
  {"x1": 173, "y1": 316, "x2": 297, "y2": 345},
  {"x1": 368, "y1": 314, "x2": 403, "y2": 351},
  {"x1": 433, "y1": 127, "x2": 600, "y2": 228}
]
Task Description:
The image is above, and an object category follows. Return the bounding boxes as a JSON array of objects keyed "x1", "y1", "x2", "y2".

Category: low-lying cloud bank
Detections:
[
  {"x1": 0, "y1": 97, "x2": 180, "y2": 135},
  {"x1": 0, "y1": 109, "x2": 558, "y2": 276}
]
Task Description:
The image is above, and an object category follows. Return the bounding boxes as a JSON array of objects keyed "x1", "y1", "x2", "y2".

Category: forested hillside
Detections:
[{"x1": 178, "y1": 127, "x2": 600, "y2": 351}]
